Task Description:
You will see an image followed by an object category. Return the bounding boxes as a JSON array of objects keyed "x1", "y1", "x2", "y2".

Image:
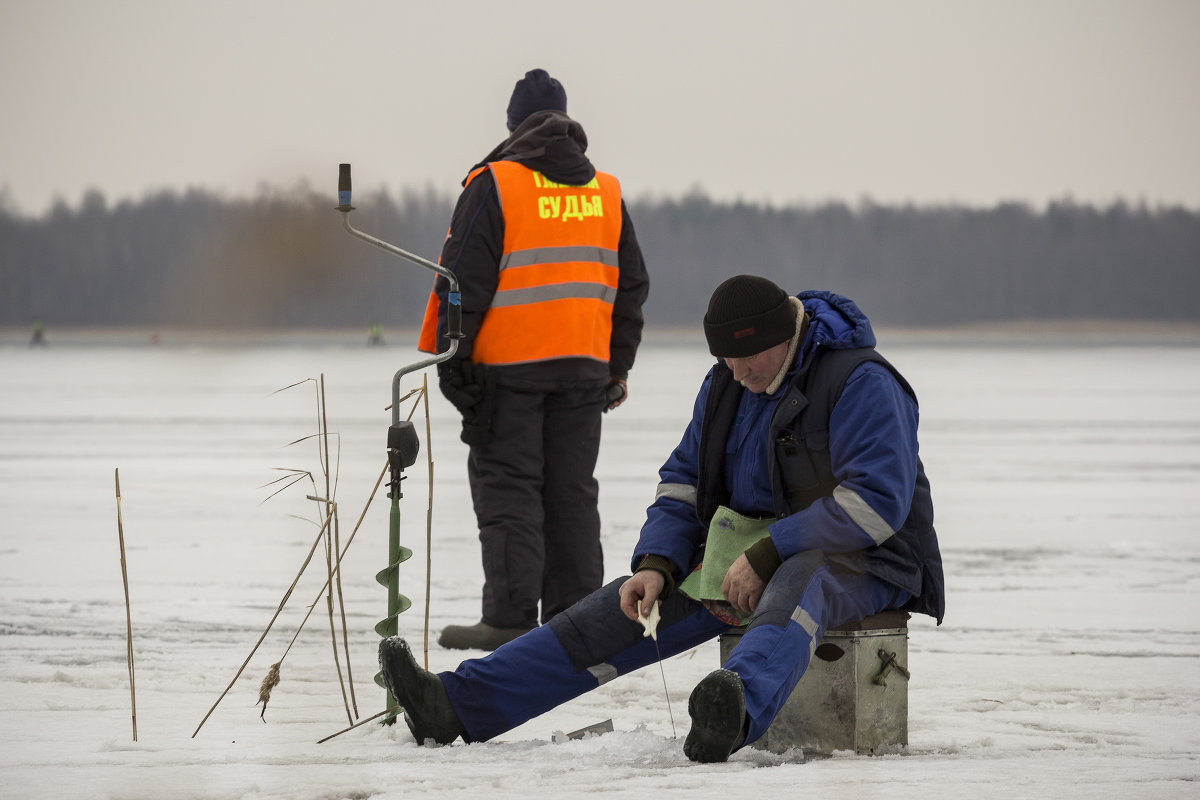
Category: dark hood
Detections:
[{"x1": 467, "y1": 110, "x2": 595, "y2": 186}]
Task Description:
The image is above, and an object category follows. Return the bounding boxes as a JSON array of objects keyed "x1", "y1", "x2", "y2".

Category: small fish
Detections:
[{"x1": 637, "y1": 601, "x2": 661, "y2": 641}]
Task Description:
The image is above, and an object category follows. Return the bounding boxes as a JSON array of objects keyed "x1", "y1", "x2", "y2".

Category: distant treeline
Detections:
[{"x1": 2, "y1": 187, "x2": 1198, "y2": 329}]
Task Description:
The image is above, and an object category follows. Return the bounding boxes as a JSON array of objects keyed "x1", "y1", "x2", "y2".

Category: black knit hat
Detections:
[
  {"x1": 506, "y1": 69, "x2": 567, "y2": 132},
  {"x1": 703, "y1": 275, "x2": 795, "y2": 358}
]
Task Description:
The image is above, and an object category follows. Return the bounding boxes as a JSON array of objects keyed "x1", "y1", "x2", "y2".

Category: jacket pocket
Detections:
[{"x1": 775, "y1": 428, "x2": 827, "y2": 508}]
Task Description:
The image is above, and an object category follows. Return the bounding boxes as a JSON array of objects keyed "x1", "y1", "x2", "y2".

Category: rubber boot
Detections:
[
  {"x1": 683, "y1": 669, "x2": 748, "y2": 763},
  {"x1": 378, "y1": 637, "x2": 465, "y2": 746}
]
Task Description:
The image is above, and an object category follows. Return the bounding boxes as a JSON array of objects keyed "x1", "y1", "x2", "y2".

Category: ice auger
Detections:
[{"x1": 336, "y1": 164, "x2": 462, "y2": 713}]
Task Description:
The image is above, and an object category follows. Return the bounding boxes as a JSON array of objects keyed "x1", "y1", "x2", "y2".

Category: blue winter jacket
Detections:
[{"x1": 631, "y1": 290, "x2": 943, "y2": 622}]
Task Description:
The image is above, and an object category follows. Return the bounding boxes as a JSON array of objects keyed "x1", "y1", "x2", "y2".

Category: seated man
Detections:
[{"x1": 379, "y1": 274, "x2": 945, "y2": 763}]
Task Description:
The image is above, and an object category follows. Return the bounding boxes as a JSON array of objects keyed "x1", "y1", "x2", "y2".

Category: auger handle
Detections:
[{"x1": 336, "y1": 163, "x2": 463, "y2": 424}]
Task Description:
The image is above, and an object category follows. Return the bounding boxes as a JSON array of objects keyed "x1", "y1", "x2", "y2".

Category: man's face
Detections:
[{"x1": 723, "y1": 340, "x2": 790, "y2": 394}]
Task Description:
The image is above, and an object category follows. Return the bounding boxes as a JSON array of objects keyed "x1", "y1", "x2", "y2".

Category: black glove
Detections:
[
  {"x1": 603, "y1": 378, "x2": 627, "y2": 413},
  {"x1": 458, "y1": 365, "x2": 496, "y2": 448},
  {"x1": 438, "y1": 361, "x2": 495, "y2": 447},
  {"x1": 437, "y1": 361, "x2": 485, "y2": 413}
]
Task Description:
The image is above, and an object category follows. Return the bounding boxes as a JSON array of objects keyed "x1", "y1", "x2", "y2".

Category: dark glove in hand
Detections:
[
  {"x1": 460, "y1": 415, "x2": 492, "y2": 448},
  {"x1": 459, "y1": 364, "x2": 495, "y2": 448},
  {"x1": 438, "y1": 361, "x2": 485, "y2": 413}
]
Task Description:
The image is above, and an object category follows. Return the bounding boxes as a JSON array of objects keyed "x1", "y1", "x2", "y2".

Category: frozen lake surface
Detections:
[{"x1": 2, "y1": 328, "x2": 1198, "y2": 799}]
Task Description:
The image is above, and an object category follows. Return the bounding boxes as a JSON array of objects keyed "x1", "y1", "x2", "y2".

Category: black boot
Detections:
[
  {"x1": 377, "y1": 637, "x2": 465, "y2": 746},
  {"x1": 437, "y1": 620, "x2": 532, "y2": 651},
  {"x1": 683, "y1": 669, "x2": 748, "y2": 763}
]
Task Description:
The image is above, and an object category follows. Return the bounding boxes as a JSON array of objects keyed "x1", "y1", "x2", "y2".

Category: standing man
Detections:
[
  {"x1": 384, "y1": 274, "x2": 944, "y2": 762},
  {"x1": 418, "y1": 69, "x2": 651, "y2": 651}
]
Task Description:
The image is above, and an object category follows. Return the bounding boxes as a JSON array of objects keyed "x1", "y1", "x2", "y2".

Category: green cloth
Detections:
[{"x1": 678, "y1": 506, "x2": 773, "y2": 601}]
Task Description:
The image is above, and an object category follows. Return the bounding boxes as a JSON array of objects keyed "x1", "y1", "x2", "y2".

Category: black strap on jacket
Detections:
[
  {"x1": 774, "y1": 347, "x2": 915, "y2": 513},
  {"x1": 695, "y1": 362, "x2": 741, "y2": 528}
]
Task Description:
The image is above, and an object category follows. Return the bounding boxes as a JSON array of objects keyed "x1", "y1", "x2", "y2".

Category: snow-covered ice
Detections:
[{"x1": 2, "y1": 328, "x2": 1198, "y2": 799}]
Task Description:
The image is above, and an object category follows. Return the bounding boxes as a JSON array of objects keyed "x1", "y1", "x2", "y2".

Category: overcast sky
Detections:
[{"x1": 2, "y1": 0, "x2": 1197, "y2": 216}]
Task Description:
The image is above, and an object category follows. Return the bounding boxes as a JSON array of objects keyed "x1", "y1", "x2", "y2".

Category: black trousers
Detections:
[{"x1": 466, "y1": 384, "x2": 606, "y2": 628}]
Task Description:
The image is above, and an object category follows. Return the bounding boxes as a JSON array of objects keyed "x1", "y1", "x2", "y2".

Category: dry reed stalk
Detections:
[
  {"x1": 197, "y1": 377, "x2": 397, "y2": 737},
  {"x1": 316, "y1": 704, "x2": 401, "y2": 744},
  {"x1": 114, "y1": 469, "x2": 137, "y2": 741},
  {"x1": 319, "y1": 376, "x2": 355, "y2": 719},
  {"x1": 192, "y1": 510, "x2": 333, "y2": 737},
  {"x1": 259, "y1": 467, "x2": 314, "y2": 504},
  {"x1": 263, "y1": 463, "x2": 390, "y2": 711},
  {"x1": 275, "y1": 376, "x2": 356, "y2": 723},
  {"x1": 332, "y1": 506, "x2": 357, "y2": 717},
  {"x1": 386, "y1": 386, "x2": 425, "y2": 415},
  {"x1": 320, "y1": 506, "x2": 352, "y2": 726},
  {"x1": 317, "y1": 374, "x2": 355, "y2": 726},
  {"x1": 205, "y1": 378, "x2": 427, "y2": 737},
  {"x1": 422, "y1": 374, "x2": 434, "y2": 669}
]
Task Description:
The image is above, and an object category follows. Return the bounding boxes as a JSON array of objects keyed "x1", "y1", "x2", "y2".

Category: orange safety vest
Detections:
[{"x1": 418, "y1": 160, "x2": 623, "y2": 365}]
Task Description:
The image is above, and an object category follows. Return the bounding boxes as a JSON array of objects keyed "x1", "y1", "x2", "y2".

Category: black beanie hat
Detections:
[
  {"x1": 703, "y1": 275, "x2": 795, "y2": 358},
  {"x1": 506, "y1": 69, "x2": 568, "y2": 132}
]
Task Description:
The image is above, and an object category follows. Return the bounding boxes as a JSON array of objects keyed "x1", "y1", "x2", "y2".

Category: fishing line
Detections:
[{"x1": 638, "y1": 602, "x2": 676, "y2": 739}]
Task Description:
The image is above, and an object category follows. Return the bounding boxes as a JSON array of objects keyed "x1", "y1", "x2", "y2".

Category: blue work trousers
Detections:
[{"x1": 439, "y1": 551, "x2": 908, "y2": 745}]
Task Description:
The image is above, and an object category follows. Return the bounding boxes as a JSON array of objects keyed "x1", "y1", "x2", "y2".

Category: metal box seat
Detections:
[{"x1": 718, "y1": 610, "x2": 910, "y2": 755}]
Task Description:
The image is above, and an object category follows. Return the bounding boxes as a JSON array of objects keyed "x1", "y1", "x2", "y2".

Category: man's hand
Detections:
[
  {"x1": 603, "y1": 378, "x2": 628, "y2": 413},
  {"x1": 619, "y1": 569, "x2": 665, "y2": 622},
  {"x1": 721, "y1": 554, "x2": 766, "y2": 614},
  {"x1": 437, "y1": 361, "x2": 484, "y2": 413}
]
